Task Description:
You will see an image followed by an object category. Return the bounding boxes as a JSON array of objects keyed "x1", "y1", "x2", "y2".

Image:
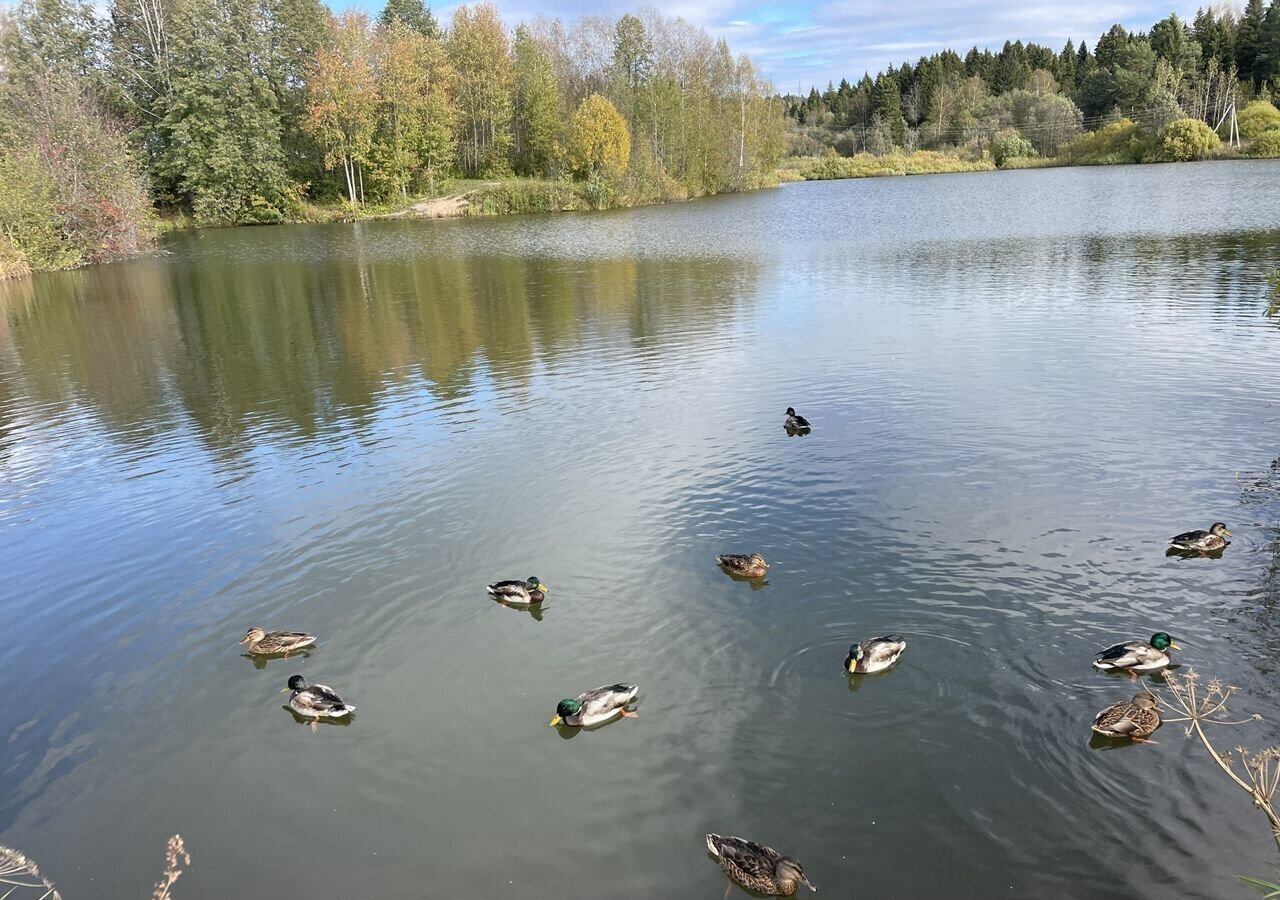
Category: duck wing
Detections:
[
  {"x1": 1170, "y1": 529, "x2": 1208, "y2": 546},
  {"x1": 487, "y1": 580, "x2": 529, "y2": 599},
  {"x1": 861, "y1": 636, "x2": 906, "y2": 665},
  {"x1": 1093, "y1": 641, "x2": 1147, "y2": 668},
  {"x1": 707, "y1": 834, "x2": 781, "y2": 882},
  {"x1": 294, "y1": 684, "x2": 352, "y2": 716},
  {"x1": 577, "y1": 684, "x2": 638, "y2": 723},
  {"x1": 792, "y1": 414, "x2": 810, "y2": 428},
  {"x1": 717, "y1": 555, "x2": 752, "y2": 572},
  {"x1": 1093, "y1": 702, "x2": 1158, "y2": 736},
  {"x1": 265, "y1": 631, "x2": 315, "y2": 650}
]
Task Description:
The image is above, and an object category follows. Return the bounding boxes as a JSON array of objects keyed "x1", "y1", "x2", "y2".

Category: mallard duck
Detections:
[
  {"x1": 717, "y1": 553, "x2": 769, "y2": 579},
  {"x1": 705, "y1": 834, "x2": 816, "y2": 896},
  {"x1": 240, "y1": 627, "x2": 316, "y2": 657},
  {"x1": 548, "y1": 683, "x2": 638, "y2": 727},
  {"x1": 1169, "y1": 522, "x2": 1231, "y2": 551},
  {"x1": 1093, "y1": 632, "x2": 1179, "y2": 678},
  {"x1": 487, "y1": 576, "x2": 547, "y2": 605},
  {"x1": 282, "y1": 675, "x2": 355, "y2": 732},
  {"x1": 1092, "y1": 691, "x2": 1161, "y2": 741},
  {"x1": 784, "y1": 407, "x2": 811, "y2": 430},
  {"x1": 845, "y1": 635, "x2": 907, "y2": 674}
]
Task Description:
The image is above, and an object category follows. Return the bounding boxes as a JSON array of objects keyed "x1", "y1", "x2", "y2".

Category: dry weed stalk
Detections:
[
  {"x1": 0, "y1": 845, "x2": 61, "y2": 900},
  {"x1": 150, "y1": 836, "x2": 189, "y2": 900},
  {"x1": 1159, "y1": 670, "x2": 1280, "y2": 851}
]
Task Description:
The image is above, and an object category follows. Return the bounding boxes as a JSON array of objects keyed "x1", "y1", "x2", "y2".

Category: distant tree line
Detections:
[
  {"x1": 787, "y1": 6, "x2": 1280, "y2": 157},
  {"x1": 0, "y1": 0, "x2": 784, "y2": 274}
]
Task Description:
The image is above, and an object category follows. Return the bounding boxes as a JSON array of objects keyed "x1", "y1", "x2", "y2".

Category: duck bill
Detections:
[
  {"x1": 803, "y1": 878, "x2": 817, "y2": 892},
  {"x1": 537, "y1": 585, "x2": 549, "y2": 594},
  {"x1": 1223, "y1": 529, "x2": 1233, "y2": 537},
  {"x1": 1170, "y1": 642, "x2": 1182, "y2": 651},
  {"x1": 548, "y1": 715, "x2": 562, "y2": 727},
  {"x1": 238, "y1": 636, "x2": 250, "y2": 644},
  {"x1": 279, "y1": 687, "x2": 291, "y2": 693}
]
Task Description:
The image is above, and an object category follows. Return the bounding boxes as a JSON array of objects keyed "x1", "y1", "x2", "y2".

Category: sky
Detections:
[{"x1": 401, "y1": 0, "x2": 1209, "y2": 91}]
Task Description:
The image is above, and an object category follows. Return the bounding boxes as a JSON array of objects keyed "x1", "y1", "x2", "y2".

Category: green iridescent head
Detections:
[{"x1": 1150, "y1": 632, "x2": 1179, "y2": 651}]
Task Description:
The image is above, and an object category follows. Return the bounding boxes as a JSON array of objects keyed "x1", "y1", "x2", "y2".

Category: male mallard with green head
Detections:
[
  {"x1": 486, "y1": 576, "x2": 547, "y2": 605},
  {"x1": 717, "y1": 554, "x2": 769, "y2": 579},
  {"x1": 1092, "y1": 632, "x2": 1179, "y2": 678},
  {"x1": 845, "y1": 636, "x2": 907, "y2": 674},
  {"x1": 240, "y1": 628, "x2": 316, "y2": 657},
  {"x1": 1169, "y1": 522, "x2": 1231, "y2": 552},
  {"x1": 705, "y1": 834, "x2": 816, "y2": 897},
  {"x1": 282, "y1": 675, "x2": 355, "y2": 732},
  {"x1": 1091, "y1": 691, "x2": 1161, "y2": 741},
  {"x1": 548, "y1": 683, "x2": 638, "y2": 727}
]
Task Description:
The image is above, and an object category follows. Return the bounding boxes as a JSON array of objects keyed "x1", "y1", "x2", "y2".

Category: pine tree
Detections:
[
  {"x1": 378, "y1": 0, "x2": 437, "y2": 38},
  {"x1": 1237, "y1": 0, "x2": 1267, "y2": 85}
]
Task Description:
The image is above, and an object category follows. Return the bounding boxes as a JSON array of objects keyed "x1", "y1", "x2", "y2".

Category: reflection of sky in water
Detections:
[{"x1": 0, "y1": 162, "x2": 1279, "y2": 900}]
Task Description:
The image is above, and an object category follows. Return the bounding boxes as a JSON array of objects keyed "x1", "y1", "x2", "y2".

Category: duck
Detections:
[
  {"x1": 1091, "y1": 691, "x2": 1161, "y2": 741},
  {"x1": 705, "y1": 834, "x2": 816, "y2": 896},
  {"x1": 845, "y1": 635, "x2": 907, "y2": 674},
  {"x1": 784, "y1": 407, "x2": 811, "y2": 430},
  {"x1": 1092, "y1": 632, "x2": 1179, "y2": 678},
  {"x1": 717, "y1": 553, "x2": 769, "y2": 579},
  {"x1": 486, "y1": 576, "x2": 547, "y2": 605},
  {"x1": 282, "y1": 675, "x2": 355, "y2": 731},
  {"x1": 239, "y1": 627, "x2": 316, "y2": 657},
  {"x1": 549, "y1": 683, "x2": 638, "y2": 727},
  {"x1": 1169, "y1": 522, "x2": 1231, "y2": 552}
]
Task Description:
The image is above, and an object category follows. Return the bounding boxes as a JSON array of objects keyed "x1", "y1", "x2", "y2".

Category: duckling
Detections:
[
  {"x1": 282, "y1": 675, "x2": 355, "y2": 732},
  {"x1": 845, "y1": 636, "x2": 907, "y2": 674},
  {"x1": 717, "y1": 554, "x2": 769, "y2": 579},
  {"x1": 1169, "y1": 522, "x2": 1231, "y2": 552},
  {"x1": 1093, "y1": 632, "x2": 1179, "y2": 678},
  {"x1": 1091, "y1": 691, "x2": 1161, "y2": 741},
  {"x1": 784, "y1": 407, "x2": 811, "y2": 430},
  {"x1": 705, "y1": 834, "x2": 816, "y2": 896},
  {"x1": 548, "y1": 683, "x2": 638, "y2": 727},
  {"x1": 486, "y1": 576, "x2": 547, "y2": 605},
  {"x1": 240, "y1": 628, "x2": 316, "y2": 657}
]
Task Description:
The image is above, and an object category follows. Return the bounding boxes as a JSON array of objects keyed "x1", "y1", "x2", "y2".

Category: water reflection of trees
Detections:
[{"x1": 0, "y1": 245, "x2": 755, "y2": 456}]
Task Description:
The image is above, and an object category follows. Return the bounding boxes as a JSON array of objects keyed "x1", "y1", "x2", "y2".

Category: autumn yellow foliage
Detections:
[{"x1": 565, "y1": 94, "x2": 630, "y2": 180}]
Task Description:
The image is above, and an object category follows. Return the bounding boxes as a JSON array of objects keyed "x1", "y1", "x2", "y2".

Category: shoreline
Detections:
[{"x1": 10, "y1": 155, "x2": 1279, "y2": 281}]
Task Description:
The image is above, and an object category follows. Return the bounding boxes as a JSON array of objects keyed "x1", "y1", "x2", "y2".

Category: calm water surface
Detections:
[{"x1": 3, "y1": 161, "x2": 1280, "y2": 899}]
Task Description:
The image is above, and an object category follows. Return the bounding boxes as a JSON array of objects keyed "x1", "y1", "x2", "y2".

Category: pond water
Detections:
[{"x1": 2, "y1": 161, "x2": 1280, "y2": 899}]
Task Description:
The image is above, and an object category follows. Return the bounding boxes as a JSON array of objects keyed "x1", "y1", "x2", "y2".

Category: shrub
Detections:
[
  {"x1": 1248, "y1": 130, "x2": 1280, "y2": 158},
  {"x1": 1152, "y1": 117, "x2": 1221, "y2": 162},
  {"x1": 798, "y1": 150, "x2": 994, "y2": 180},
  {"x1": 990, "y1": 129, "x2": 1037, "y2": 167},
  {"x1": 1238, "y1": 100, "x2": 1280, "y2": 139},
  {"x1": 565, "y1": 94, "x2": 630, "y2": 181},
  {"x1": 1061, "y1": 118, "x2": 1148, "y2": 164}
]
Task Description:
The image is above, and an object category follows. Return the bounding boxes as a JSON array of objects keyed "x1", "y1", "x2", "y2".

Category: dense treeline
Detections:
[
  {"x1": 787, "y1": 6, "x2": 1280, "y2": 163},
  {"x1": 0, "y1": 0, "x2": 783, "y2": 275}
]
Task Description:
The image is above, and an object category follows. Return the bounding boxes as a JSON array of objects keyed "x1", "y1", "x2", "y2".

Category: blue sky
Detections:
[{"x1": 401, "y1": 0, "x2": 1205, "y2": 90}]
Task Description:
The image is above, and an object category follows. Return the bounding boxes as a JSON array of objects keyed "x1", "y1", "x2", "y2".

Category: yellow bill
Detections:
[{"x1": 548, "y1": 715, "x2": 562, "y2": 727}]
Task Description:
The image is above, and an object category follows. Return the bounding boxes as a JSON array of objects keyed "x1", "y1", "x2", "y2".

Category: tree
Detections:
[
  {"x1": 871, "y1": 69, "x2": 904, "y2": 145},
  {"x1": 512, "y1": 26, "x2": 561, "y2": 176},
  {"x1": 1239, "y1": 98, "x2": 1280, "y2": 137},
  {"x1": 565, "y1": 92, "x2": 629, "y2": 179},
  {"x1": 448, "y1": 2, "x2": 513, "y2": 176},
  {"x1": 378, "y1": 0, "x2": 437, "y2": 37},
  {"x1": 1153, "y1": 116, "x2": 1220, "y2": 159},
  {"x1": 1238, "y1": 0, "x2": 1267, "y2": 85},
  {"x1": 305, "y1": 11, "x2": 377, "y2": 208},
  {"x1": 158, "y1": 0, "x2": 293, "y2": 223},
  {"x1": 373, "y1": 20, "x2": 455, "y2": 197}
]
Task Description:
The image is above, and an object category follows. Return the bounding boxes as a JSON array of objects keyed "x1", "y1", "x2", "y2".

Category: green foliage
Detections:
[
  {"x1": 983, "y1": 89, "x2": 1082, "y2": 155},
  {"x1": 448, "y1": 2, "x2": 513, "y2": 177},
  {"x1": 1247, "y1": 128, "x2": 1280, "y2": 157},
  {"x1": 1239, "y1": 99, "x2": 1280, "y2": 138},
  {"x1": 1060, "y1": 118, "x2": 1149, "y2": 164},
  {"x1": 990, "y1": 129, "x2": 1036, "y2": 166},
  {"x1": 798, "y1": 150, "x2": 994, "y2": 179},
  {"x1": 565, "y1": 94, "x2": 630, "y2": 180},
  {"x1": 1151, "y1": 116, "x2": 1221, "y2": 161},
  {"x1": 512, "y1": 26, "x2": 561, "y2": 177},
  {"x1": 378, "y1": 0, "x2": 438, "y2": 37},
  {"x1": 158, "y1": 0, "x2": 294, "y2": 224}
]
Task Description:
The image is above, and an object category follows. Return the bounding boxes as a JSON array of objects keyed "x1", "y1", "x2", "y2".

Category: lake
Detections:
[{"x1": 2, "y1": 161, "x2": 1280, "y2": 899}]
